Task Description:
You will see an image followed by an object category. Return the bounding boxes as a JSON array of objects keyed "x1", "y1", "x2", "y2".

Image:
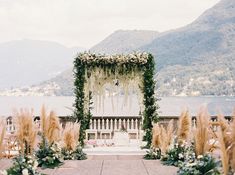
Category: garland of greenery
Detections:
[
  {"x1": 73, "y1": 58, "x2": 86, "y2": 146},
  {"x1": 142, "y1": 54, "x2": 159, "y2": 147},
  {"x1": 73, "y1": 52, "x2": 158, "y2": 147}
]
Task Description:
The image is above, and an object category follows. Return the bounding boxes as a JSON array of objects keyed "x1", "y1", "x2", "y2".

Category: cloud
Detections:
[{"x1": 0, "y1": 0, "x2": 220, "y2": 48}]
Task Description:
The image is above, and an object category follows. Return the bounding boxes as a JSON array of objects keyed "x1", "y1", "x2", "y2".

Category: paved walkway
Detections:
[{"x1": 0, "y1": 156, "x2": 178, "y2": 175}]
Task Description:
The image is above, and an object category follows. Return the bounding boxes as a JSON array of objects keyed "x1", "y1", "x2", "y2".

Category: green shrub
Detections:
[
  {"x1": 178, "y1": 154, "x2": 220, "y2": 175},
  {"x1": 143, "y1": 148, "x2": 161, "y2": 160},
  {"x1": 6, "y1": 155, "x2": 41, "y2": 175},
  {"x1": 36, "y1": 140, "x2": 63, "y2": 169},
  {"x1": 61, "y1": 146, "x2": 87, "y2": 160}
]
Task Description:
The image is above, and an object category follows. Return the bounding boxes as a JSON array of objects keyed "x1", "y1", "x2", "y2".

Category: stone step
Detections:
[
  {"x1": 87, "y1": 155, "x2": 144, "y2": 160},
  {"x1": 84, "y1": 146, "x2": 147, "y2": 155}
]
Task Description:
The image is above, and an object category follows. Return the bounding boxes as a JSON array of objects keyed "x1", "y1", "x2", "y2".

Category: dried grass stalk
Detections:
[
  {"x1": 64, "y1": 129, "x2": 76, "y2": 150},
  {"x1": 63, "y1": 127, "x2": 75, "y2": 151},
  {"x1": 166, "y1": 119, "x2": 174, "y2": 147},
  {"x1": 217, "y1": 114, "x2": 229, "y2": 132},
  {"x1": 218, "y1": 114, "x2": 231, "y2": 149},
  {"x1": 152, "y1": 123, "x2": 161, "y2": 148},
  {"x1": 63, "y1": 123, "x2": 80, "y2": 151},
  {"x1": 194, "y1": 109, "x2": 211, "y2": 156},
  {"x1": 217, "y1": 127, "x2": 229, "y2": 175},
  {"x1": 0, "y1": 120, "x2": 5, "y2": 158},
  {"x1": 177, "y1": 110, "x2": 191, "y2": 144},
  {"x1": 230, "y1": 116, "x2": 235, "y2": 171},
  {"x1": 47, "y1": 111, "x2": 60, "y2": 144},
  {"x1": 73, "y1": 123, "x2": 80, "y2": 144},
  {"x1": 152, "y1": 120, "x2": 175, "y2": 155},
  {"x1": 40, "y1": 105, "x2": 48, "y2": 137},
  {"x1": 17, "y1": 109, "x2": 37, "y2": 155},
  {"x1": 160, "y1": 125, "x2": 168, "y2": 155},
  {"x1": 231, "y1": 148, "x2": 235, "y2": 172}
]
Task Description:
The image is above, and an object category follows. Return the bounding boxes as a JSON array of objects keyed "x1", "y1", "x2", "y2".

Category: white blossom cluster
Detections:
[
  {"x1": 78, "y1": 52, "x2": 149, "y2": 64},
  {"x1": 0, "y1": 155, "x2": 39, "y2": 175}
]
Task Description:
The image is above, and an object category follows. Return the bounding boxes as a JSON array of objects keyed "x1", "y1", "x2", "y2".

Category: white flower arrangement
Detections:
[
  {"x1": 5, "y1": 154, "x2": 41, "y2": 175},
  {"x1": 78, "y1": 52, "x2": 148, "y2": 65},
  {"x1": 178, "y1": 154, "x2": 220, "y2": 175},
  {"x1": 78, "y1": 52, "x2": 148, "y2": 112},
  {"x1": 0, "y1": 170, "x2": 7, "y2": 175},
  {"x1": 36, "y1": 141, "x2": 63, "y2": 169},
  {"x1": 22, "y1": 169, "x2": 29, "y2": 175}
]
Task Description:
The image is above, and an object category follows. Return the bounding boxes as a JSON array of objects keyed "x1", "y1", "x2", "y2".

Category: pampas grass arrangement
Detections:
[
  {"x1": 194, "y1": 109, "x2": 212, "y2": 157},
  {"x1": 230, "y1": 114, "x2": 235, "y2": 172},
  {"x1": 0, "y1": 120, "x2": 5, "y2": 158},
  {"x1": 152, "y1": 120, "x2": 174, "y2": 152},
  {"x1": 159, "y1": 125, "x2": 168, "y2": 155},
  {"x1": 177, "y1": 110, "x2": 191, "y2": 145},
  {"x1": 46, "y1": 111, "x2": 60, "y2": 144},
  {"x1": 5, "y1": 109, "x2": 42, "y2": 175},
  {"x1": 217, "y1": 126, "x2": 230, "y2": 175},
  {"x1": 63, "y1": 129, "x2": 76, "y2": 151},
  {"x1": 217, "y1": 112, "x2": 235, "y2": 174},
  {"x1": 39, "y1": 106, "x2": 61, "y2": 144},
  {"x1": 61, "y1": 123, "x2": 86, "y2": 160},
  {"x1": 166, "y1": 119, "x2": 174, "y2": 148},
  {"x1": 144, "y1": 123, "x2": 162, "y2": 160},
  {"x1": 152, "y1": 123, "x2": 161, "y2": 149},
  {"x1": 40, "y1": 105, "x2": 48, "y2": 137},
  {"x1": 148, "y1": 121, "x2": 175, "y2": 160},
  {"x1": 1, "y1": 105, "x2": 88, "y2": 173},
  {"x1": 36, "y1": 106, "x2": 64, "y2": 169},
  {"x1": 16, "y1": 109, "x2": 37, "y2": 155}
]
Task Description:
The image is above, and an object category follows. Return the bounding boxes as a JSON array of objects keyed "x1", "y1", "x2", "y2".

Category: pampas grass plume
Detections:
[
  {"x1": 47, "y1": 111, "x2": 60, "y2": 144},
  {"x1": 40, "y1": 105, "x2": 48, "y2": 137},
  {"x1": 0, "y1": 119, "x2": 5, "y2": 158},
  {"x1": 160, "y1": 125, "x2": 168, "y2": 155},
  {"x1": 177, "y1": 110, "x2": 191, "y2": 144},
  {"x1": 194, "y1": 109, "x2": 211, "y2": 157},
  {"x1": 230, "y1": 113, "x2": 235, "y2": 171},
  {"x1": 17, "y1": 109, "x2": 37, "y2": 155},
  {"x1": 152, "y1": 123, "x2": 161, "y2": 148},
  {"x1": 166, "y1": 119, "x2": 174, "y2": 147},
  {"x1": 217, "y1": 126, "x2": 229, "y2": 175},
  {"x1": 63, "y1": 126, "x2": 76, "y2": 151}
]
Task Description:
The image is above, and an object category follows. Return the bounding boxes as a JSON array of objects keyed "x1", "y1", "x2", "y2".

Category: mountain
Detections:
[
  {"x1": 0, "y1": 39, "x2": 85, "y2": 89},
  {"x1": 1, "y1": 0, "x2": 235, "y2": 96},
  {"x1": 21, "y1": 30, "x2": 160, "y2": 96},
  {"x1": 141, "y1": 0, "x2": 235, "y2": 70},
  {"x1": 145, "y1": 0, "x2": 235, "y2": 96},
  {"x1": 90, "y1": 30, "x2": 159, "y2": 54}
]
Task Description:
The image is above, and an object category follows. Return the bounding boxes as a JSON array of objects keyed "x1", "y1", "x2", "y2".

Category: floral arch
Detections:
[{"x1": 73, "y1": 52, "x2": 159, "y2": 147}]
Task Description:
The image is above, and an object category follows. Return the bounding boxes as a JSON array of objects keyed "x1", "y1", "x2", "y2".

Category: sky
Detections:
[{"x1": 0, "y1": 0, "x2": 220, "y2": 48}]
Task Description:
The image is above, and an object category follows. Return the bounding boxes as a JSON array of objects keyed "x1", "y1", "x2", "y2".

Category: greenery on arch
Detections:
[{"x1": 73, "y1": 52, "x2": 159, "y2": 147}]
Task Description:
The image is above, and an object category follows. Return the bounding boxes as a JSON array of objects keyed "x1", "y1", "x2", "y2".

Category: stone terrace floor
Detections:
[{"x1": 0, "y1": 155, "x2": 178, "y2": 175}]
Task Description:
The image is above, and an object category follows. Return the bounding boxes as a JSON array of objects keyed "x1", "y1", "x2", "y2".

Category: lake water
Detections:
[{"x1": 0, "y1": 96, "x2": 234, "y2": 117}]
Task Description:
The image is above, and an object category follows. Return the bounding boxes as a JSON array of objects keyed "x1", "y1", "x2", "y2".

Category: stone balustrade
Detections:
[
  {"x1": 3, "y1": 115, "x2": 233, "y2": 139},
  {"x1": 86, "y1": 116, "x2": 141, "y2": 140}
]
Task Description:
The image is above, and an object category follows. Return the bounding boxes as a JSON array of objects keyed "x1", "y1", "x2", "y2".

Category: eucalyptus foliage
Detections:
[
  {"x1": 178, "y1": 154, "x2": 220, "y2": 175},
  {"x1": 61, "y1": 146, "x2": 87, "y2": 160},
  {"x1": 36, "y1": 140, "x2": 63, "y2": 169},
  {"x1": 6, "y1": 155, "x2": 41, "y2": 175},
  {"x1": 144, "y1": 148, "x2": 161, "y2": 160},
  {"x1": 73, "y1": 52, "x2": 158, "y2": 147}
]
